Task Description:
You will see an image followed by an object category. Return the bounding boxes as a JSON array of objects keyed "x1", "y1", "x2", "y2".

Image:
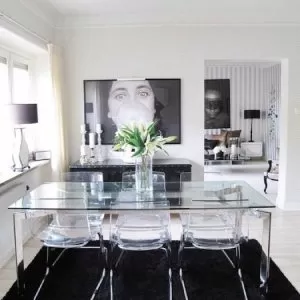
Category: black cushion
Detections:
[{"x1": 204, "y1": 139, "x2": 220, "y2": 150}]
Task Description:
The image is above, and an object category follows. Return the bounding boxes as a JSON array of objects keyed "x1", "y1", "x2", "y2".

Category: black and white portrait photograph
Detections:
[
  {"x1": 84, "y1": 79, "x2": 181, "y2": 144},
  {"x1": 204, "y1": 79, "x2": 230, "y2": 129}
]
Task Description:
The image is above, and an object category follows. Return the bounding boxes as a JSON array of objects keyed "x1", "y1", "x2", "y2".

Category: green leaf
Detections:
[{"x1": 132, "y1": 147, "x2": 144, "y2": 157}]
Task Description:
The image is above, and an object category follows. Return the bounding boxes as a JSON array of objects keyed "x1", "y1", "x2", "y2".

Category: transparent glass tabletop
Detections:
[{"x1": 8, "y1": 181, "x2": 275, "y2": 211}]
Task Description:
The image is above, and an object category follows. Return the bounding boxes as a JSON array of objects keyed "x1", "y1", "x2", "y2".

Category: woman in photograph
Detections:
[{"x1": 107, "y1": 80, "x2": 156, "y2": 128}]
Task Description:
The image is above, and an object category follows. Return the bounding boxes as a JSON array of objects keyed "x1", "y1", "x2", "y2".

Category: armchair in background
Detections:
[{"x1": 264, "y1": 160, "x2": 279, "y2": 193}]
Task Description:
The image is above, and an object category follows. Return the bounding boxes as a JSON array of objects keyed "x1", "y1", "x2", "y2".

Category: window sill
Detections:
[{"x1": 0, "y1": 160, "x2": 50, "y2": 188}]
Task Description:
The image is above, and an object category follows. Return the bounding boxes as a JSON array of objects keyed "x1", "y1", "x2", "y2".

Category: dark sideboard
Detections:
[{"x1": 69, "y1": 158, "x2": 192, "y2": 191}]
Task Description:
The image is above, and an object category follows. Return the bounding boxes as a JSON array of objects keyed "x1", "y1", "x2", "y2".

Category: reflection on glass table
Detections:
[{"x1": 10, "y1": 181, "x2": 273, "y2": 211}]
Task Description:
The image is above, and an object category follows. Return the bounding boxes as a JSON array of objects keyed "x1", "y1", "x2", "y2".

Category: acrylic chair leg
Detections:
[
  {"x1": 34, "y1": 247, "x2": 68, "y2": 300},
  {"x1": 160, "y1": 245, "x2": 172, "y2": 300},
  {"x1": 221, "y1": 249, "x2": 236, "y2": 269},
  {"x1": 168, "y1": 267, "x2": 172, "y2": 300},
  {"x1": 90, "y1": 267, "x2": 106, "y2": 300},
  {"x1": 179, "y1": 268, "x2": 188, "y2": 300},
  {"x1": 236, "y1": 245, "x2": 248, "y2": 300},
  {"x1": 178, "y1": 234, "x2": 185, "y2": 269},
  {"x1": 178, "y1": 234, "x2": 188, "y2": 300},
  {"x1": 235, "y1": 245, "x2": 241, "y2": 270},
  {"x1": 162, "y1": 243, "x2": 172, "y2": 300},
  {"x1": 115, "y1": 249, "x2": 125, "y2": 269},
  {"x1": 33, "y1": 247, "x2": 52, "y2": 300},
  {"x1": 98, "y1": 233, "x2": 107, "y2": 266},
  {"x1": 90, "y1": 236, "x2": 108, "y2": 300},
  {"x1": 110, "y1": 269, "x2": 113, "y2": 300},
  {"x1": 109, "y1": 242, "x2": 116, "y2": 300}
]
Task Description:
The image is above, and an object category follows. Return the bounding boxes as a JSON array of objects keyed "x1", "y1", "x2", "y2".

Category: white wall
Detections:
[{"x1": 59, "y1": 25, "x2": 300, "y2": 209}]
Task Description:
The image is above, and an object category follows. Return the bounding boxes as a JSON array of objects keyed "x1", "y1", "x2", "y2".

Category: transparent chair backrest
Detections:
[
  {"x1": 122, "y1": 171, "x2": 166, "y2": 192},
  {"x1": 179, "y1": 171, "x2": 244, "y2": 244},
  {"x1": 60, "y1": 172, "x2": 104, "y2": 191},
  {"x1": 116, "y1": 171, "x2": 169, "y2": 234},
  {"x1": 180, "y1": 172, "x2": 192, "y2": 182},
  {"x1": 40, "y1": 172, "x2": 104, "y2": 245}
]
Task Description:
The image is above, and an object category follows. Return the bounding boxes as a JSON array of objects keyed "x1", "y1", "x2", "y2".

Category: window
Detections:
[
  {"x1": 0, "y1": 49, "x2": 34, "y2": 169},
  {"x1": 12, "y1": 61, "x2": 30, "y2": 103},
  {"x1": 0, "y1": 55, "x2": 9, "y2": 104}
]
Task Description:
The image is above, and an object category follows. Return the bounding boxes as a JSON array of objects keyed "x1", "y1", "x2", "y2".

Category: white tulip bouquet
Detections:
[{"x1": 113, "y1": 121, "x2": 177, "y2": 157}]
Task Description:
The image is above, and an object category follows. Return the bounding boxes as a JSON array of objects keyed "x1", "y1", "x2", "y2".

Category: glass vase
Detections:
[{"x1": 135, "y1": 155, "x2": 153, "y2": 193}]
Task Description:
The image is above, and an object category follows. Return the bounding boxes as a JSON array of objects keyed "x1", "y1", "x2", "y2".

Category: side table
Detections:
[{"x1": 240, "y1": 142, "x2": 263, "y2": 158}]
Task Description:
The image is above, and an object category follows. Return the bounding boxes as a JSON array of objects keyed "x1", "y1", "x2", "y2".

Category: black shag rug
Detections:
[{"x1": 2, "y1": 240, "x2": 300, "y2": 300}]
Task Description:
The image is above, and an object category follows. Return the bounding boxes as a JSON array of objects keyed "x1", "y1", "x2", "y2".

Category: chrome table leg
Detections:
[
  {"x1": 257, "y1": 210, "x2": 272, "y2": 295},
  {"x1": 13, "y1": 212, "x2": 26, "y2": 295},
  {"x1": 110, "y1": 269, "x2": 113, "y2": 300}
]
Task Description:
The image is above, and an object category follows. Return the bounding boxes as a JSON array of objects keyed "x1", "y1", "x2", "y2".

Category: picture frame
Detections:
[{"x1": 83, "y1": 78, "x2": 181, "y2": 144}]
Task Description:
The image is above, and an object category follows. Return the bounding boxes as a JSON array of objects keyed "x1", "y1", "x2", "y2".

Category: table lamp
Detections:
[
  {"x1": 244, "y1": 109, "x2": 260, "y2": 142},
  {"x1": 9, "y1": 104, "x2": 38, "y2": 171}
]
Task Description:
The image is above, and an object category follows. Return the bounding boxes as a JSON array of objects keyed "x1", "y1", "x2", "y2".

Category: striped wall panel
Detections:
[{"x1": 205, "y1": 63, "x2": 281, "y2": 159}]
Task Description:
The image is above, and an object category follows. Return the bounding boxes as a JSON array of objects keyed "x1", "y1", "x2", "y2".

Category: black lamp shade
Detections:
[
  {"x1": 244, "y1": 109, "x2": 260, "y2": 119},
  {"x1": 9, "y1": 104, "x2": 38, "y2": 124}
]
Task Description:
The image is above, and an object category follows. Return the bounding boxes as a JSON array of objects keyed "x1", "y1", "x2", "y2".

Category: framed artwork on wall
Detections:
[
  {"x1": 84, "y1": 78, "x2": 181, "y2": 144},
  {"x1": 204, "y1": 79, "x2": 231, "y2": 129}
]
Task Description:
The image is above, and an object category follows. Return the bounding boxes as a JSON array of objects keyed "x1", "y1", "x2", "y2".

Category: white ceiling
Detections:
[{"x1": 25, "y1": 0, "x2": 300, "y2": 27}]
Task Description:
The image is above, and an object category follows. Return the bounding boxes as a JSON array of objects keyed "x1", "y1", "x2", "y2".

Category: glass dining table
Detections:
[{"x1": 9, "y1": 180, "x2": 275, "y2": 296}]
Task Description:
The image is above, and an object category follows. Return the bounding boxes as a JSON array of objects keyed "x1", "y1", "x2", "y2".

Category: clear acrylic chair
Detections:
[
  {"x1": 178, "y1": 172, "x2": 247, "y2": 300},
  {"x1": 122, "y1": 171, "x2": 166, "y2": 192},
  {"x1": 34, "y1": 172, "x2": 106, "y2": 300},
  {"x1": 110, "y1": 171, "x2": 172, "y2": 299}
]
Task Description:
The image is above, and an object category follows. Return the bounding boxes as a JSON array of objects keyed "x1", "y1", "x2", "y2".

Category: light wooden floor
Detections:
[{"x1": 0, "y1": 162, "x2": 299, "y2": 297}]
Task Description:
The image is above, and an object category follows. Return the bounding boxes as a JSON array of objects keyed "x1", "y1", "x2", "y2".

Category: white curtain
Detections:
[{"x1": 47, "y1": 44, "x2": 67, "y2": 176}]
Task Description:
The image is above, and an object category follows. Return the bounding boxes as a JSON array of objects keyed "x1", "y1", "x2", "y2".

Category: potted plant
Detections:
[{"x1": 113, "y1": 121, "x2": 176, "y2": 192}]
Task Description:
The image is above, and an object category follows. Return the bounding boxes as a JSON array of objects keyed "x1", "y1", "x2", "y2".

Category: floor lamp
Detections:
[
  {"x1": 9, "y1": 104, "x2": 38, "y2": 171},
  {"x1": 244, "y1": 109, "x2": 260, "y2": 142}
]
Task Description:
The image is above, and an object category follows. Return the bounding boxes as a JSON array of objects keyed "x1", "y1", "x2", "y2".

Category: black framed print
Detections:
[
  {"x1": 84, "y1": 78, "x2": 181, "y2": 144},
  {"x1": 204, "y1": 79, "x2": 230, "y2": 129}
]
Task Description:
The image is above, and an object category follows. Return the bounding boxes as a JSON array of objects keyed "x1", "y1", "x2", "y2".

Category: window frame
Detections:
[
  {"x1": 0, "y1": 46, "x2": 36, "y2": 170},
  {"x1": 10, "y1": 53, "x2": 33, "y2": 104},
  {"x1": 0, "y1": 48, "x2": 10, "y2": 104},
  {"x1": 0, "y1": 46, "x2": 34, "y2": 105}
]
